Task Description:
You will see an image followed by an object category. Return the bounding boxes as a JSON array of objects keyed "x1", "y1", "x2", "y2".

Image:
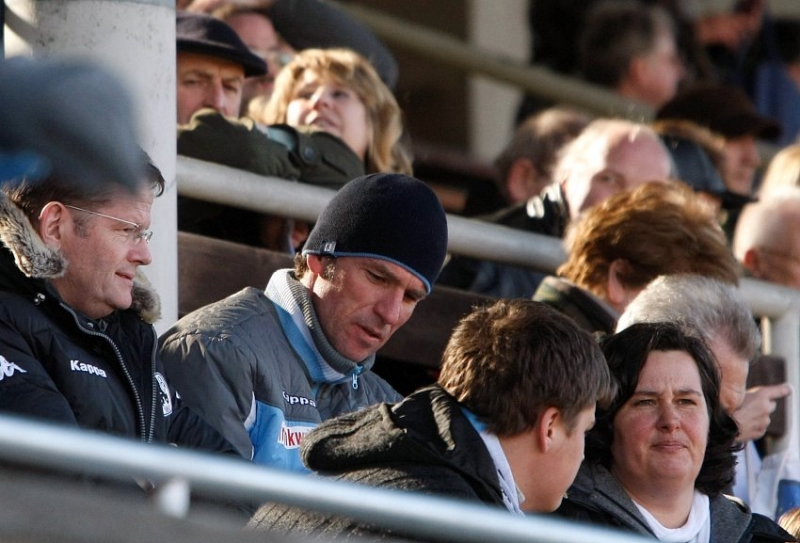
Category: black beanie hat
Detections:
[{"x1": 303, "y1": 173, "x2": 448, "y2": 293}]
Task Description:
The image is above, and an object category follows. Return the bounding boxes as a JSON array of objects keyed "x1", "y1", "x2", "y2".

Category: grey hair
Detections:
[{"x1": 617, "y1": 273, "x2": 760, "y2": 363}]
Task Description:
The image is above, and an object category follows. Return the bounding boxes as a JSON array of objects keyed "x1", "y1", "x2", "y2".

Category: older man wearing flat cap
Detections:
[{"x1": 177, "y1": 11, "x2": 267, "y2": 124}]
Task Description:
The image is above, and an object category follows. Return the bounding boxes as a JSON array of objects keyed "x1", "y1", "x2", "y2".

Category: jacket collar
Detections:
[
  {"x1": 0, "y1": 191, "x2": 160, "y2": 323},
  {"x1": 569, "y1": 462, "x2": 791, "y2": 542}
]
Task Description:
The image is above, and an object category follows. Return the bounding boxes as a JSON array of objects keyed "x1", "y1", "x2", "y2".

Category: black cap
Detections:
[
  {"x1": 303, "y1": 173, "x2": 449, "y2": 293},
  {"x1": 177, "y1": 12, "x2": 267, "y2": 77},
  {"x1": 657, "y1": 83, "x2": 781, "y2": 141}
]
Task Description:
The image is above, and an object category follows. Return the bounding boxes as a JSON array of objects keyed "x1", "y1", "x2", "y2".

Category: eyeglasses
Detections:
[{"x1": 63, "y1": 204, "x2": 153, "y2": 244}]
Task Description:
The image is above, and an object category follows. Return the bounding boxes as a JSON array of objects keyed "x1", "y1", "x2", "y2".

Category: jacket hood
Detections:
[
  {"x1": 301, "y1": 385, "x2": 501, "y2": 498},
  {"x1": 0, "y1": 191, "x2": 160, "y2": 323}
]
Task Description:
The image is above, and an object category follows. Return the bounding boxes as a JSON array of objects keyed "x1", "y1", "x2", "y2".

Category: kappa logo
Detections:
[
  {"x1": 70, "y1": 359, "x2": 107, "y2": 378},
  {"x1": 278, "y1": 422, "x2": 313, "y2": 449},
  {"x1": 0, "y1": 355, "x2": 26, "y2": 381},
  {"x1": 282, "y1": 391, "x2": 316, "y2": 407}
]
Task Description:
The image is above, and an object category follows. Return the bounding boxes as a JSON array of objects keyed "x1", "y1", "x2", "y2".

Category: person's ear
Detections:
[
  {"x1": 307, "y1": 253, "x2": 326, "y2": 275},
  {"x1": 626, "y1": 56, "x2": 648, "y2": 88},
  {"x1": 506, "y1": 158, "x2": 539, "y2": 204},
  {"x1": 37, "y1": 202, "x2": 68, "y2": 249},
  {"x1": 536, "y1": 406, "x2": 561, "y2": 453},
  {"x1": 606, "y1": 259, "x2": 634, "y2": 310},
  {"x1": 742, "y1": 247, "x2": 764, "y2": 278}
]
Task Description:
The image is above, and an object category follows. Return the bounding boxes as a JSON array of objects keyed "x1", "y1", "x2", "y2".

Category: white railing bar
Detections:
[
  {"x1": 0, "y1": 414, "x2": 650, "y2": 543},
  {"x1": 739, "y1": 279, "x2": 800, "y2": 319},
  {"x1": 331, "y1": 1, "x2": 653, "y2": 121},
  {"x1": 177, "y1": 156, "x2": 567, "y2": 270},
  {"x1": 331, "y1": 1, "x2": 781, "y2": 162}
]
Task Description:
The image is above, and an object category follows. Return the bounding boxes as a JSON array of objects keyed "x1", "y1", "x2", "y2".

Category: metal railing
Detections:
[{"x1": 0, "y1": 413, "x2": 649, "y2": 543}]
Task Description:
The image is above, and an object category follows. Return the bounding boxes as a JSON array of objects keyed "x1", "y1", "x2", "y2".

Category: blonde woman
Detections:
[
  {"x1": 758, "y1": 143, "x2": 800, "y2": 196},
  {"x1": 250, "y1": 48, "x2": 412, "y2": 175}
]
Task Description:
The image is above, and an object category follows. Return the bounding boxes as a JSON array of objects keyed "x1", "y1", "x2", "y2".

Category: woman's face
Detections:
[
  {"x1": 286, "y1": 70, "x2": 371, "y2": 160},
  {"x1": 610, "y1": 350, "x2": 709, "y2": 497}
]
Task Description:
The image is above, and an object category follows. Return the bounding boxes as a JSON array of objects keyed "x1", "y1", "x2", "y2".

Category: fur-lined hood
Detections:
[{"x1": 0, "y1": 191, "x2": 161, "y2": 323}]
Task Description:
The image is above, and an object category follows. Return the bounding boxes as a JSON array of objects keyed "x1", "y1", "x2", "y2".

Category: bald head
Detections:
[
  {"x1": 557, "y1": 119, "x2": 673, "y2": 221},
  {"x1": 734, "y1": 187, "x2": 800, "y2": 289}
]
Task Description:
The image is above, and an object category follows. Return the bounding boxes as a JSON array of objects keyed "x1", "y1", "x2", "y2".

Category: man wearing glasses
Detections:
[{"x1": 0, "y1": 152, "x2": 234, "y2": 453}]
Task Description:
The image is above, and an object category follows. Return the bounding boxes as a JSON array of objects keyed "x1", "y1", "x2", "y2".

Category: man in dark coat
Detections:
[{"x1": 0, "y1": 152, "x2": 233, "y2": 454}]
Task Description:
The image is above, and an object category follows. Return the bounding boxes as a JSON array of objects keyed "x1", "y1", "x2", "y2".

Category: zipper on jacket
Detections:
[
  {"x1": 61, "y1": 303, "x2": 149, "y2": 442},
  {"x1": 351, "y1": 364, "x2": 364, "y2": 390},
  {"x1": 146, "y1": 326, "x2": 159, "y2": 443}
]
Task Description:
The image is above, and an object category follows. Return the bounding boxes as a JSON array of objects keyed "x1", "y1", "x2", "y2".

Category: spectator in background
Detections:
[
  {"x1": 438, "y1": 118, "x2": 673, "y2": 299},
  {"x1": 211, "y1": 2, "x2": 296, "y2": 113},
  {"x1": 176, "y1": 10, "x2": 267, "y2": 124},
  {"x1": 252, "y1": 48, "x2": 412, "y2": 175},
  {"x1": 206, "y1": 0, "x2": 399, "y2": 116},
  {"x1": 758, "y1": 143, "x2": 800, "y2": 196},
  {"x1": 160, "y1": 174, "x2": 448, "y2": 470},
  {"x1": 185, "y1": 0, "x2": 398, "y2": 91},
  {"x1": 656, "y1": 83, "x2": 781, "y2": 197},
  {"x1": 175, "y1": 12, "x2": 364, "y2": 251},
  {"x1": 733, "y1": 187, "x2": 800, "y2": 290},
  {"x1": 654, "y1": 118, "x2": 754, "y2": 241},
  {"x1": 617, "y1": 274, "x2": 791, "y2": 506},
  {"x1": 248, "y1": 299, "x2": 615, "y2": 539},
  {"x1": 653, "y1": 119, "x2": 730, "y2": 214},
  {"x1": 579, "y1": 0, "x2": 685, "y2": 109},
  {"x1": 493, "y1": 107, "x2": 591, "y2": 206},
  {"x1": 535, "y1": 182, "x2": 739, "y2": 334}
]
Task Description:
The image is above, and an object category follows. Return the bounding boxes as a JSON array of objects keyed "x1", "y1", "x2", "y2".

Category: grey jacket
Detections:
[
  {"x1": 557, "y1": 463, "x2": 794, "y2": 543},
  {"x1": 159, "y1": 270, "x2": 402, "y2": 470}
]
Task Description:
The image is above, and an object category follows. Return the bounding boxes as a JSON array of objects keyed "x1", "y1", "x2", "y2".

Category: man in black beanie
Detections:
[{"x1": 160, "y1": 173, "x2": 449, "y2": 472}]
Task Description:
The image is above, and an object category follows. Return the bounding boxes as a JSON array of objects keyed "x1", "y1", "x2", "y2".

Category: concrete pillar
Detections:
[
  {"x1": 467, "y1": 0, "x2": 528, "y2": 161},
  {"x1": 4, "y1": 0, "x2": 177, "y2": 332}
]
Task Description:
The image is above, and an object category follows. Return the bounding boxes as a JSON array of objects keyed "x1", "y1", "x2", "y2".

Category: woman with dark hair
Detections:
[{"x1": 557, "y1": 322, "x2": 792, "y2": 543}]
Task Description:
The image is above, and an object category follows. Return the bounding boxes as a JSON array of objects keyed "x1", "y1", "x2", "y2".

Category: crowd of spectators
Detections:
[{"x1": 3, "y1": 0, "x2": 800, "y2": 541}]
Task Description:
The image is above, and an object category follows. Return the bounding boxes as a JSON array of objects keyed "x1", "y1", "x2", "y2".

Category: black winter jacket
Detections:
[
  {"x1": 0, "y1": 192, "x2": 234, "y2": 452},
  {"x1": 436, "y1": 184, "x2": 569, "y2": 298},
  {"x1": 248, "y1": 385, "x2": 507, "y2": 539}
]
